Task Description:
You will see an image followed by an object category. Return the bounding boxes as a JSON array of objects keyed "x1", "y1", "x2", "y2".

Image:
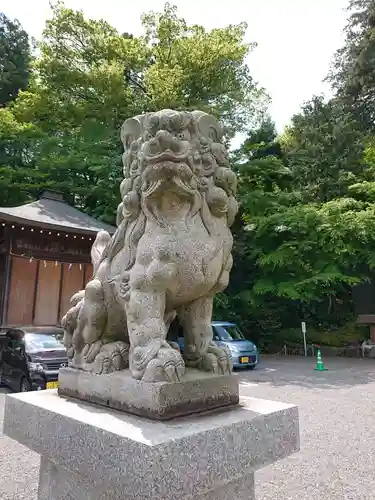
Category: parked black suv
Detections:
[{"x1": 0, "y1": 326, "x2": 68, "y2": 392}]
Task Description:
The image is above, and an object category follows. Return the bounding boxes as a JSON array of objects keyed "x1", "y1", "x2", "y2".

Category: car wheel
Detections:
[
  {"x1": 0, "y1": 366, "x2": 4, "y2": 386},
  {"x1": 248, "y1": 366, "x2": 255, "y2": 370},
  {"x1": 20, "y1": 377, "x2": 31, "y2": 392}
]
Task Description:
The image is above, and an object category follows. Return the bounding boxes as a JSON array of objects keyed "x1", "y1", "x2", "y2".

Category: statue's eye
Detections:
[
  {"x1": 177, "y1": 132, "x2": 185, "y2": 140},
  {"x1": 145, "y1": 133, "x2": 153, "y2": 140}
]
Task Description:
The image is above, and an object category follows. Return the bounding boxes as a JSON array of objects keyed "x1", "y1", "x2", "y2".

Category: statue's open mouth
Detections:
[
  {"x1": 142, "y1": 159, "x2": 194, "y2": 185},
  {"x1": 141, "y1": 158, "x2": 201, "y2": 227},
  {"x1": 140, "y1": 142, "x2": 200, "y2": 226}
]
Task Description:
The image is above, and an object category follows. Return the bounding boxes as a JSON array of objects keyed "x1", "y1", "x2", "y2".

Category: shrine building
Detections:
[{"x1": 0, "y1": 190, "x2": 115, "y2": 327}]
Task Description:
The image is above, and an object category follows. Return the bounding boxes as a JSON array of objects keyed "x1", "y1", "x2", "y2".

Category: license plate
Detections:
[
  {"x1": 240, "y1": 356, "x2": 249, "y2": 363},
  {"x1": 46, "y1": 381, "x2": 59, "y2": 390}
]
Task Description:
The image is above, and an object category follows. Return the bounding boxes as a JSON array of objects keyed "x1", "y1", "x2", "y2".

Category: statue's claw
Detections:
[
  {"x1": 192, "y1": 343, "x2": 232, "y2": 375},
  {"x1": 132, "y1": 343, "x2": 185, "y2": 383},
  {"x1": 82, "y1": 341, "x2": 130, "y2": 374},
  {"x1": 83, "y1": 340, "x2": 102, "y2": 363}
]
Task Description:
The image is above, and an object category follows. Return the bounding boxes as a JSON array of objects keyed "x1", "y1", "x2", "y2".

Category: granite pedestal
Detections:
[
  {"x1": 58, "y1": 367, "x2": 239, "y2": 420},
  {"x1": 3, "y1": 389, "x2": 299, "y2": 500}
]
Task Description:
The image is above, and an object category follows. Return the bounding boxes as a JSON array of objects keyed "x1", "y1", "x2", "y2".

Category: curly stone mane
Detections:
[{"x1": 98, "y1": 109, "x2": 238, "y2": 273}]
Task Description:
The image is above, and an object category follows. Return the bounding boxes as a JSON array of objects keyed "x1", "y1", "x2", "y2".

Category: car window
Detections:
[
  {"x1": 212, "y1": 326, "x2": 220, "y2": 341},
  {"x1": 215, "y1": 325, "x2": 245, "y2": 341},
  {"x1": 24, "y1": 333, "x2": 64, "y2": 353}
]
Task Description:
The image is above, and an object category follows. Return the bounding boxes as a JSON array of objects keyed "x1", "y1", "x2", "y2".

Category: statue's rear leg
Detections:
[{"x1": 178, "y1": 296, "x2": 232, "y2": 374}]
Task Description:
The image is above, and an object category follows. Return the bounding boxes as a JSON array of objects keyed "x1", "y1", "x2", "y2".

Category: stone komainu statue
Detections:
[{"x1": 61, "y1": 109, "x2": 238, "y2": 383}]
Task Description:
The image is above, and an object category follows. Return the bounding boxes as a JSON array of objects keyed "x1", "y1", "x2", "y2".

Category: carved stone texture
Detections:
[
  {"x1": 61, "y1": 109, "x2": 239, "y2": 384},
  {"x1": 58, "y1": 367, "x2": 239, "y2": 420}
]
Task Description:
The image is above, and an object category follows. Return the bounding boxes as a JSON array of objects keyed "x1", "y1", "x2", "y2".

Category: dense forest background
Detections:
[{"x1": 2, "y1": 0, "x2": 375, "y2": 349}]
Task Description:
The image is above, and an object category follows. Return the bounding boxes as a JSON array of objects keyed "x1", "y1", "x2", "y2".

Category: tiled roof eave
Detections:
[
  {"x1": 0, "y1": 212, "x2": 105, "y2": 236},
  {"x1": 0, "y1": 199, "x2": 116, "y2": 235}
]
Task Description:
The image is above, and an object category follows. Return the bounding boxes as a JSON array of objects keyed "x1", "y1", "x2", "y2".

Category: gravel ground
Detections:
[
  {"x1": 1, "y1": 356, "x2": 375, "y2": 499},
  {"x1": 247, "y1": 356, "x2": 375, "y2": 500},
  {"x1": 0, "y1": 388, "x2": 39, "y2": 500}
]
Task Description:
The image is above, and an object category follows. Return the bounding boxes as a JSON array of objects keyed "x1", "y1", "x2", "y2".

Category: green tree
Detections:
[
  {"x1": 347, "y1": 135, "x2": 375, "y2": 202},
  {"x1": 0, "y1": 108, "x2": 42, "y2": 205},
  {"x1": 0, "y1": 14, "x2": 33, "y2": 206},
  {"x1": 9, "y1": 2, "x2": 266, "y2": 221},
  {"x1": 217, "y1": 114, "x2": 375, "y2": 349},
  {"x1": 328, "y1": 0, "x2": 375, "y2": 131},
  {"x1": 140, "y1": 3, "x2": 265, "y2": 132},
  {"x1": 281, "y1": 95, "x2": 364, "y2": 202},
  {"x1": 32, "y1": 1, "x2": 265, "y2": 132},
  {"x1": 214, "y1": 119, "x2": 300, "y2": 347},
  {"x1": 0, "y1": 13, "x2": 30, "y2": 106}
]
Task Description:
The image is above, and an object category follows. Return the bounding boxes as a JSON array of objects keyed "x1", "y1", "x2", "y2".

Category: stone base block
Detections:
[
  {"x1": 58, "y1": 367, "x2": 239, "y2": 420},
  {"x1": 38, "y1": 456, "x2": 255, "y2": 500},
  {"x1": 3, "y1": 390, "x2": 299, "y2": 500}
]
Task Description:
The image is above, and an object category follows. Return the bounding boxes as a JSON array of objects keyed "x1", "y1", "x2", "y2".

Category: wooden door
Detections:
[
  {"x1": 84, "y1": 263, "x2": 93, "y2": 286},
  {"x1": 7, "y1": 256, "x2": 38, "y2": 325},
  {"x1": 59, "y1": 263, "x2": 85, "y2": 320},
  {"x1": 34, "y1": 261, "x2": 62, "y2": 326}
]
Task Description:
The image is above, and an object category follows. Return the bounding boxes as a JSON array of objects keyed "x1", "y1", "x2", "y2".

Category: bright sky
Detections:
[{"x1": 3, "y1": 0, "x2": 349, "y2": 132}]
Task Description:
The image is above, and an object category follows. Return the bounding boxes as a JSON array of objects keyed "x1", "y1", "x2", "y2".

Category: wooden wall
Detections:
[
  {"x1": 6, "y1": 256, "x2": 93, "y2": 326},
  {"x1": 0, "y1": 226, "x2": 11, "y2": 323},
  {"x1": 7, "y1": 257, "x2": 38, "y2": 325},
  {"x1": 34, "y1": 262, "x2": 62, "y2": 326}
]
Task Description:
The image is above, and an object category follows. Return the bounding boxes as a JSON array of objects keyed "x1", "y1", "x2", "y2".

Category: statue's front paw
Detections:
[
  {"x1": 78, "y1": 341, "x2": 129, "y2": 374},
  {"x1": 92, "y1": 341, "x2": 130, "y2": 374},
  {"x1": 82, "y1": 340, "x2": 103, "y2": 363},
  {"x1": 195, "y1": 343, "x2": 232, "y2": 375},
  {"x1": 131, "y1": 341, "x2": 185, "y2": 383}
]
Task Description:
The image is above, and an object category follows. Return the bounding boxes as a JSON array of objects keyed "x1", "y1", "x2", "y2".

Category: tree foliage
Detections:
[
  {"x1": 33, "y1": 2, "x2": 262, "y2": 132},
  {"x1": 2, "y1": 2, "x2": 266, "y2": 222},
  {"x1": 0, "y1": 13, "x2": 30, "y2": 106},
  {"x1": 0, "y1": 108, "x2": 41, "y2": 205},
  {"x1": 282, "y1": 96, "x2": 364, "y2": 202},
  {"x1": 329, "y1": 0, "x2": 375, "y2": 131},
  {"x1": 217, "y1": 112, "x2": 373, "y2": 348}
]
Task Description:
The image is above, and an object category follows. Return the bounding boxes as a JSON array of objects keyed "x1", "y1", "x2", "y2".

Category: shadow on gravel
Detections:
[{"x1": 237, "y1": 356, "x2": 375, "y2": 390}]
